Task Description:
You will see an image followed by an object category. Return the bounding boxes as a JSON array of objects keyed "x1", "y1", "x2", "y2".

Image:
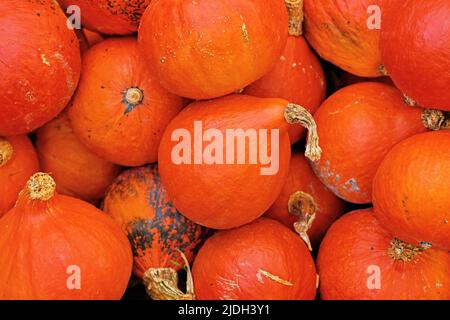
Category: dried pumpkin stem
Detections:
[
  {"x1": 284, "y1": 103, "x2": 322, "y2": 161},
  {"x1": 285, "y1": 0, "x2": 304, "y2": 36},
  {"x1": 27, "y1": 173, "x2": 56, "y2": 201},
  {"x1": 125, "y1": 87, "x2": 144, "y2": 106},
  {"x1": 378, "y1": 64, "x2": 388, "y2": 76},
  {"x1": 387, "y1": 238, "x2": 428, "y2": 262},
  {"x1": 0, "y1": 138, "x2": 13, "y2": 168},
  {"x1": 421, "y1": 109, "x2": 447, "y2": 131},
  {"x1": 288, "y1": 191, "x2": 316, "y2": 251},
  {"x1": 403, "y1": 94, "x2": 417, "y2": 107}
]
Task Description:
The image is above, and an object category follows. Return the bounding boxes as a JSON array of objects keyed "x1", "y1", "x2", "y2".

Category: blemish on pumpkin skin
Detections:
[
  {"x1": 256, "y1": 269, "x2": 293, "y2": 286},
  {"x1": 241, "y1": 23, "x2": 250, "y2": 44},
  {"x1": 343, "y1": 178, "x2": 360, "y2": 193}
]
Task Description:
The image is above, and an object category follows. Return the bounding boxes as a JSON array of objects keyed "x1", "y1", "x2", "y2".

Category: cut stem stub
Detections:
[
  {"x1": 0, "y1": 138, "x2": 13, "y2": 168},
  {"x1": 285, "y1": 0, "x2": 304, "y2": 36},
  {"x1": 288, "y1": 191, "x2": 317, "y2": 251},
  {"x1": 27, "y1": 172, "x2": 56, "y2": 201}
]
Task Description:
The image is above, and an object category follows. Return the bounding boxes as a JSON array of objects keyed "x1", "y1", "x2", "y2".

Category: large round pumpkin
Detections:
[
  {"x1": 138, "y1": 0, "x2": 289, "y2": 100},
  {"x1": 0, "y1": 173, "x2": 133, "y2": 299},
  {"x1": 0, "y1": 135, "x2": 40, "y2": 217},
  {"x1": 373, "y1": 131, "x2": 450, "y2": 251},
  {"x1": 312, "y1": 82, "x2": 428, "y2": 204},
  {"x1": 68, "y1": 37, "x2": 187, "y2": 166},
  {"x1": 0, "y1": 0, "x2": 81, "y2": 135},
  {"x1": 317, "y1": 209, "x2": 450, "y2": 299},
  {"x1": 36, "y1": 112, "x2": 121, "y2": 203},
  {"x1": 380, "y1": 0, "x2": 450, "y2": 110},
  {"x1": 192, "y1": 218, "x2": 317, "y2": 300}
]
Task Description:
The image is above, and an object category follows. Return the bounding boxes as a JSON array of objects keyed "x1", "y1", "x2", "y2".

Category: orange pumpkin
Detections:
[
  {"x1": 68, "y1": 37, "x2": 187, "y2": 166},
  {"x1": 304, "y1": 0, "x2": 383, "y2": 77},
  {"x1": 264, "y1": 151, "x2": 346, "y2": 249},
  {"x1": 36, "y1": 112, "x2": 121, "y2": 203},
  {"x1": 138, "y1": 0, "x2": 289, "y2": 99},
  {"x1": 158, "y1": 94, "x2": 321, "y2": 229},
  {"x1": 317, "y1": 209, "x2": 450, "y2": 300},
  {"x1": 82, "y1": 29, "x2": 104, "y2": 47},
  {"x1": 0, "y1": 0, "x2": 81, "y2": 135},
  {"x1": 373, "y1": 131, "x2": 450, "y2": 251},
  {"x1": 312, "y1": 82, "x2": 429, "y2": 204},
  {"x1": 0, "y1": 135, "x2": 40, "y2": 217},
  {"x1": 0, "y1": 173, "x2": 133, "y2": 299}
]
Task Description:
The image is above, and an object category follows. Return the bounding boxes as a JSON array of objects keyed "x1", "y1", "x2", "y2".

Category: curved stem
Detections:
[
  {"x1": 27, "y1": 173, "x2": 56, "y2": 201},
  {"x1": 285, "y1": 0, "x2": 304, "y2": 36},
  {"x1": 288, "y1": 191, "x2": 316, "y2": 251},
  {"x1": 0, "y1": 138, "x2": 13, "y2": 168}
]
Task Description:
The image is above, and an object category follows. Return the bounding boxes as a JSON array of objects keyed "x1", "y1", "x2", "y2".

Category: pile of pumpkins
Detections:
[{"x1": 0, "y1": 0, "x2": 449, "y2": 300}]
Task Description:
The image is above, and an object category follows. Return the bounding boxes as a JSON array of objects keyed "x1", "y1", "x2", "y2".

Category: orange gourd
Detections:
[
  {"x1": 0, "y1": 0, "x2": 81, "y2": 135},
  {"x1": 312, "y1": 82, "x2": 429, "y2": 204},
  {"x1": 0, "y1": 173, "x2": 133, "y2": 299},
  {"x1": 158, "y1": 94, "x2": 321, "y2": 229},
  {"x1": 317, "y1": 209, "x2": 450, "y2": 300},
  {"x1": 0, "y1": 135, "x2": 40, "y2": 217},
  {"x1": 68, "y1": 37, "x2": 187, "y2": 166},
  {"x1": 36, "y1": 112, "x2": 121, "y2": 203},
  {"x1": 373, "y1": 131, "x2": 450, "y2": 251},
  {"x1": 138, "y1": 0, "x2": 289, "y2": 100}
]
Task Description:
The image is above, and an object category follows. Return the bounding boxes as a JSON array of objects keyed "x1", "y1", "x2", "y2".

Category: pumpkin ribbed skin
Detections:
[
  {"x1": 138, "y1": 0, "x2": 289, "y2": 100},
  {"x1": 304, "y1": 0, "x2": 383, "y2": 77},
  {"x1": 102, "y1": 165, "x2": 207, "y2": 279},
  {"x1": 36, "y1": 112, "x2": 121, "y2": 203},
  {"x1": 68, "y1": 37, "x2": 187, "y2": 166},
  {"x1": 381, "y1": 0, "x2": 450, "y2": 109},
  {"x1": 373, "y1": 131, "x2": 450, "y2": 251},
  {"x1": 193, "y1": 218, "x2": 317, "y2": 300},
  {"x1": 312, "y1": 82, "x2": 428, "y2": 204},
  {"x1": 317, "y1": 209, "x2": 450, "y2": 300},
  {"x1": 0, "y1": 0, "x2": 81, "y2": 135}
]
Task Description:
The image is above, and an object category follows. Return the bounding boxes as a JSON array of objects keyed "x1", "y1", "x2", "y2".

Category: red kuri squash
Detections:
[
  {"x1": 317, "y1": 209, "x2": 450, "y2": 300},
  {"x1": 0, "y1": 0, "x2": 81, "y2": 135},
  {"x1": 138, "y1": 0, "x2": 289, "y2": 100}
]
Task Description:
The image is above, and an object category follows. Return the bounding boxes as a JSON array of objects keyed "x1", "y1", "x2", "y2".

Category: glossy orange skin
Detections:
[
  {"x1": 36, "y1": 112, "x2": 121, "y2": 203},
  {"x1": 373, "y1": 131, "x2": 450, "y2": 251},
  {"x1": 193, "y1": 218, "x2": 317, "y2": 300},
  {"x1": 59, "y1": 0, "x2": 151, "y2": 35},
  {"x1": 264, "y1": 152, "x2": 346, "y2": 249},
  {"x1": 102, "y1": 165, "x2": 207, "y2": 279},
  {"x1": 158, "y1": 94, "x2": 291, "y2": 229},
  {"x1": 381, "y1": 0, "x2": 450, "y2": 109},
  {"x1": 68, "y1": 38, "x2": 187, "y2": 166},
  {"x1": 82, "y1": 29, "x2": 104, "y2": 47},
  {"x1": 138, "y1": 0, "x2": 288, "y2": 100},
  {"x1": 312, "y1": 82, "x2": 427, "y2": 204},
  {"x1": 0, "y1": 185, "x2": 133, "y2": 299},
  {"x1": 0, "y1": 0, "x2": 81, "y2": 136},
  {"x1": 317, "y1": 209, "x2": 450, "y2": 300},
  {"x1": 245, "y1": 37, "x2": 326, "y2": 144},
  {"x1": 0, "y1": 136, "x2": 39, "y2": 217},
  {"x1": 304, "y1": 0, "x2": 383, "y2": 77}
]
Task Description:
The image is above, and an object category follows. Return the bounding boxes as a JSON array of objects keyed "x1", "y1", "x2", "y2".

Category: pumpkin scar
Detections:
[
  {"x1": 241, "y1": 23, "x2": 250, "y2": 44},
  {"x1": 256, "y1": 269, "x2": 293, "y2": 286}
]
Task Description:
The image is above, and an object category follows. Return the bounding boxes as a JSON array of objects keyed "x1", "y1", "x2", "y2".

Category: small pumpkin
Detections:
[
  {"x1": 0, "y1": 173, "x2": 133, "y2": 299},
  {"x1": 192, "y1": 218, "x2": 317, "y2": 300},
  {"x1": 373, "y1": 131, "x2": 450, "y2": 251},
  {"x1": 68, "y1": 37, "x2": 187, "y2": 166},
  {"x1": 0, "y1": 0, "x2": 81, "y2": 135},
  {"x1": 244, "y1": 0, "x2": 326, "y2": 144},
  {"x1": 36, "y1": 112, "x2": 121, "y2": 203},
  {"x1": 102, "y1": 164, "x2": 207, "y2": 281},
  {"x1": 317, "y1": 209, "x2": 450, "y2": 300},
  {"x1": 0, "y1": 135, "x2": 40, "y2": 217},
  {"x1": 264, "y1": 151, "x2": 346, "y2": 250},
  {"x1": 312, "y1": 82, "x2": 429, "y2": 204},
  {"x1": 138, "y1": 0, "x2": 289, "y2": 100},
  {"x1": 158, "y1": 94, "x2": 321, "y2": 229},
  {"x1": 304, "y1": 0, "x2": 383, "y2": 77},
  {"x1": 380, "y1": 0, "x2": 450, "y2": 110}
]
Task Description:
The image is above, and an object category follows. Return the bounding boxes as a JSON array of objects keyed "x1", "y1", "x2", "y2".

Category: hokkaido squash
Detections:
[
  {"x1": 264, "y1": 152, "x2": 346, "y2": 250},
  {"x1": 158, "y1": 94, "x2": 321, "y2": 229},
  {"x1": 312, "y1": 82, "x2": 430, "y2": 204},
  {"x1": 0, "y1": 173, "x2": 133, "y2": 299},
  {"x1": 0, "y1": 135, "x2": 40, "y2": 217},
  {"x1": 138, "y1": 0, "x2": 289, "y2": 100},
  {"x1": 36, "y1": 112, "x2": 121, "y2": 203},
  {"x1": 82, "y1": 29, "x2": 104, "y2": 47},
  {"x1": 380, "y1": 0, "x2": 450, "y2": 109},
  {"x1": 304, "y1": 0, "x2": 383, "y2": 77},
  {"x1": 58, "y1": 0, "x2": 151, "y2": 35},
  {"x1": 0, "y1": 0, "x2": 81, "y2": 136},
  {"x1": 68, "y1": 37, "x2": 187, "y2": 166},
  {"x1": 317, "y1": 209, "x2": 450, "y2": 300},
  {"x1": 102, "y1": 164, "x2": 207, "y2": 281},
  {"x1": 192, "y1": 218, "x2": 317, "y2": 300},
  {"x1": 244, "y1": 0, "x2": 326, "y2": 144},
  {"x1": 373, "y1": 131, "x2": 450, "y2": 251}
]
